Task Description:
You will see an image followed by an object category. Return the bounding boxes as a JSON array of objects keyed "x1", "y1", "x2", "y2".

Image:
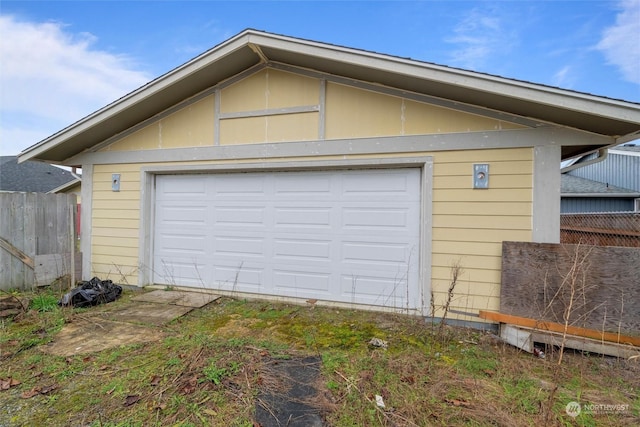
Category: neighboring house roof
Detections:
[
  {"x1": 0, "y1": 156, "x2": 78, "y2": 192},
  {"x1": 18, "y1": 29, "x2": 640, "y2": 165},
  {"x1": 610, "y1": 145, "x2": 640, "y2": 155},
  {"x1": 48, "y1": 176, "x2": 82, "y2": 194},
  {"x1": 561, "y1": 174, "x2": 640, "y2": 198}
]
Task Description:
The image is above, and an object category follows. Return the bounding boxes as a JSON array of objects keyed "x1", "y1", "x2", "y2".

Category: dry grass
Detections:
[{"x1": 0, "y1": 290, "x2": 638, "y2": 426}]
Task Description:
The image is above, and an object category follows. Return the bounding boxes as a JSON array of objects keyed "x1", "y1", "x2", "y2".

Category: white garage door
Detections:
[{"x1": 153, "y1": 169, "x2": 421, "y2": 309}]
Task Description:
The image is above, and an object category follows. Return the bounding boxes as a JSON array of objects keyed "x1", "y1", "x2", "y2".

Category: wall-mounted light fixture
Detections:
[
  {"x1": 112, "y1": 173, "x2": 121, "y2": 192},
  {"x1": 473, "y1": 164, "x2": 489, "y2": 189}
]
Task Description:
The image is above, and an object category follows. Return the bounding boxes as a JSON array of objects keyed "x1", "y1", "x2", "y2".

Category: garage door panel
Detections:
[
  {"x1": 156, "y1": 233, "x2": 207, "y2": 255},
  {"x1": 274, "y1": 207, "x2": 332, "y2": 229},
  {"x1": 156, "y1": 258, "x2": 207, "y2": 286},
  {"x1": 157, "y1": 176, "x2": 207, "y2": 198},
  {"x1": 342, "y1": 240, "x2": 416, "y2": 264},
  {"x1": 214, "y1": 176, "x2": 266, "y2": 197},
  {"x1": 273, "y1": 268, "x2": 332, "y2": 294},
  {"x1": 273, "y1": 173, "x2": 332, "y2": 196},
  {"x1": 212, "y1": 235, "x2": 265, "y2": 258},
  {"x1": 342, "y1": 207, "x2": 414, "y2": 230},
  {"x1": 340, "y1": 274, "x2": 409, "y2": 304},
  {"x1": 157, "y1": 204, "x2": 207, "y2": 226},
  {"x1": 273, "y1": 237, "x2": 332, "y2": 261},
  {"x1": 213, "y1": 264, "x2": 263, "y2": 290},
  {"x1": 214, "y1": 206, "x2": 266, "y2": 227},
  {"x1": 154, "y1": 169, "x2": 422, "y2": 309},
  {"x1": 341, "y1": 171, "x2": 418, "y2": 197}
]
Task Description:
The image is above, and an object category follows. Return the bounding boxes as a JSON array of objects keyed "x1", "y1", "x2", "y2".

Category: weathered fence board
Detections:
[
  {"x1": 501, "y1": 241, "x2": 640, "y2": 337},
  {"x1": 34, "y1": 253, "x2": 82, "y2": 287},
  {"x1": 0, "y1": 193, "x2": 78, "y2": 290}
]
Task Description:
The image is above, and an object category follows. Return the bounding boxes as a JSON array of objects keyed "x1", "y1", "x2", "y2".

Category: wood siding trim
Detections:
[
  {"x1": 66, "y1": 128, "x2": 610, "y2": 166},
  {"x1": 533, "y1": 145, "x2": 561, "y2": 243}
]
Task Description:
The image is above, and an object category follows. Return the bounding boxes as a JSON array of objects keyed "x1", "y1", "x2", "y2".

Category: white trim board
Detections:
[{"x1": 67, "y1": 127, "x2": 612, "y2": 166}]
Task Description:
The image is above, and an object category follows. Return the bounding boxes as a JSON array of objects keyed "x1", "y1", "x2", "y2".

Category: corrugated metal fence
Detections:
[
  {"x1": 0, "y1": 193, "x2": 79, "y2": 290},
  {"x1": 560, "y1": 212, "x2": 640, "y2": 247}
]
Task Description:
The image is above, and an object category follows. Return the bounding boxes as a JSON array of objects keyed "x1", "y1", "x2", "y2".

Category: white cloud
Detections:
[
  {"x1": 445, "y1": 6, "x2": 517, "y2": 70},
  {"x1": 552, "y1": 65, "x2": 576, "y2": 89},
  {"x1": 596, "y1": 0, "x2": 640, "y2": 85},
  {"x1": 0, "y1": 15, "x2": 151, "y2": 155}
]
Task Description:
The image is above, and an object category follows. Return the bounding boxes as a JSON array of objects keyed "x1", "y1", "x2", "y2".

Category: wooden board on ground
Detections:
[
  {"x1": 500, "y1": 241, "x2": 640, "y2": 336},
  {"x1": 97, "y1": 302, "x2": 194, "y2": 326},
  {"x1": 500, "y1": 324, "x2": 640, "y2": 359},
  {"x1": 41, "y1": 319, "x2": 163, "y2": 357},
  {"x1": 479, "y1": 310, "x2": 640, "y2": 347},
  {"x1": 131, "y1": 290, "x2": 220, "y2": 308}
]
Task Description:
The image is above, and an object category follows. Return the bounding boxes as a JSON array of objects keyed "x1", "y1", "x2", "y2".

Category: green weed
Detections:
[{"x1": 30, "y1": 293, "x2": 59, "y2": 312}]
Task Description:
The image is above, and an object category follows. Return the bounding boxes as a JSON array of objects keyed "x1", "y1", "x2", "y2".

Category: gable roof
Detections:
[
  {"x1": 561, "y1": 174, "x2": 640, "y2": 198},
  {"x1": 0, "y1": 156, "x2": 78, "y2": 193},
  {"x1": 18, "y1": 29, "x2": 640, "y2": 165}
]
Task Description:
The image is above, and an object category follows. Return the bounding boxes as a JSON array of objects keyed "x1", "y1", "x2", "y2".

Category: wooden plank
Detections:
[
  {"x1": 501, "y1": 323, "x2": 640, "y2": 358},
  {"x1": 0, "y1": 194, "x2": 16, "y2": 287},
  {"x1": 500, "y1": 241, "x2": 640, "y2": 337},
  {"x1": 34, "y1": 253, "x2": 82, "y2": 287},
  {"x1": 500, "y1": 324, "x2": 533, "y2": 353},
  {"x1": 0, "y1": 193, "x2": 78, "y2": 290},
  {"x1": 0, "y1": 235, "x2": 34, "y2": 269},
  {"x1": 479, "y1": 310, "x2": 640, "y2": 347},
  {"x1": 528, "y1": 328, "x2": 640, "y2": 359}
]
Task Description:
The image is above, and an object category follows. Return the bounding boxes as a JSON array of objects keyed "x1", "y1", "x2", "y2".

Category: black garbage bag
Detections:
[{"x1": 58, "y1": 277, "x2": 123, "y2": 308}]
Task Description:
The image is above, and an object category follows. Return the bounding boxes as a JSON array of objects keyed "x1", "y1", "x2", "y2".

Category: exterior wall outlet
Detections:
[
  {"x1": 112, "y1": 173, "x2": 121, "y2": 192},
  {"x1": 473, "y1": 164, "x2": 489, "y2": 189}
]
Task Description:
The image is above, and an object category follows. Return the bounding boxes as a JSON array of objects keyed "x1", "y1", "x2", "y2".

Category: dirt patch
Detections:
[{"x1": 40, "y1": 319, "x2": 163, "y2": 357}]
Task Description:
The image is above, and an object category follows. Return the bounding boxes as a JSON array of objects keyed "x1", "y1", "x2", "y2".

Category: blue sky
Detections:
[{"x1": 1, "y1": 0, "x2": 639, "y2": 156}]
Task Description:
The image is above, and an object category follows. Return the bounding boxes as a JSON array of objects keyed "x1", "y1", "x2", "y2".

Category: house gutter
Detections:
[{"x1": 560, "y1": 148, "x2": 608, "y2": 173}]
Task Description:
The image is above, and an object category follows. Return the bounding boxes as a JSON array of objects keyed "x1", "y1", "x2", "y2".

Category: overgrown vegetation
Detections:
[{"x1": 1, "y1": 288, "x2": 638, "y2": 426}]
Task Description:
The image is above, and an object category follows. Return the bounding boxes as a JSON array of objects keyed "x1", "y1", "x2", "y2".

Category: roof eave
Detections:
[
  {"x1": 18, "y1": 29, "x2": 640, "y2": 164},
  {"x1": 18, "y1": 29, "x2": 261, "y2": 164}
]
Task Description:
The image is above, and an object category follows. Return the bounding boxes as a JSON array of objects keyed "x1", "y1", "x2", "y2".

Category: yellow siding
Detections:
[
  {"x1": 220, "y1": 69, "x2": 319, "y2": 112},
  {"x1": 325, "y1": 84, "x2": 403, "y2": 138},
  {"x1": 104, "y1": 95, "x2": 215, "y2": 151},
  {"x1": 429, "y1": 148, "x2": 532, "y2": 320},
  {"x1": 325, "y1": 82, "x2": 525, "y2": 139},
  {"x1": 100, "y1": 67, "x2": 526, "y2": 153},
  {"x1": 91, "y1": 164, "x2": 142, "y2": 284},
  {"x1": 220, "y1": 112, "x2": 319, "y2": 145}
]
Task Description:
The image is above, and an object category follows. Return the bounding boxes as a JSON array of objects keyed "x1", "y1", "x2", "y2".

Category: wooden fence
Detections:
[
  {"x1": 0, "y1": 193, "x2": 80, "y2": 290},
  {"x1": 501, "y1": 241, "x2": 640, "y2": 337}
]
